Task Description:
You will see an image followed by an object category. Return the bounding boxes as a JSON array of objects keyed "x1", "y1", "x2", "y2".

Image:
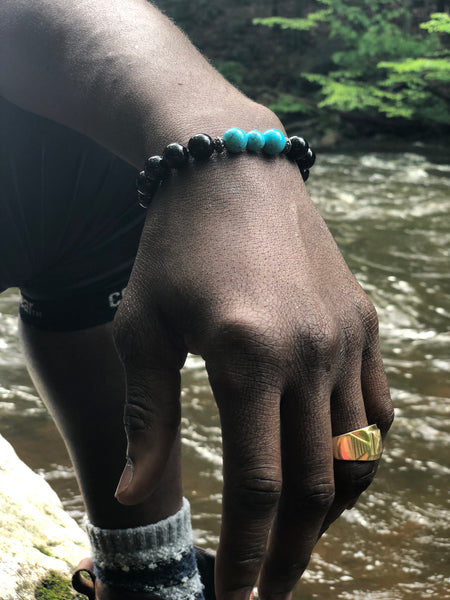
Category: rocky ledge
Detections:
[{"x1": 0, "y1": 434, "x2": 89, "y2": 599}]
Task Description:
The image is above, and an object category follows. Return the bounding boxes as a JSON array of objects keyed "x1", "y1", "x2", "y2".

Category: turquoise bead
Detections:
[
  {"x1": 222, "y1": 128, "x2": 247, "y2": 153},
  {"x1": 263, "y1": 129, "x2": 286, "y2": 155},
  {"x1": 246, "y1": 130, "x2": 265, "y2": 152}
]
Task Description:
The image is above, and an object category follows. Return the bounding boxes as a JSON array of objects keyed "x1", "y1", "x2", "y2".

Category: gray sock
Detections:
[{"x1": 85, "y1": 498, "x2": 205, "y2": 599}]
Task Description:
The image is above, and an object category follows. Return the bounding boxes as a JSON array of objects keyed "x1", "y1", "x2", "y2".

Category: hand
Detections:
[{"x1": 113, "y1": 120, "x2": 394, "y2": 600}]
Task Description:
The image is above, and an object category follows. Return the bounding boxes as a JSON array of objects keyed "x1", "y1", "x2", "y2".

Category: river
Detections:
[{"x1": 1, "y1": 144, "x2": 449, "y2": 599}]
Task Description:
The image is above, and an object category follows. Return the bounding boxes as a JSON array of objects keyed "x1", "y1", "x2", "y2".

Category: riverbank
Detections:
[
  {"x1": 0, "y1": 434, "x2": 88, "y2": 600},
  {"x1": 283, "y1": 114, "x2": 450, "y2": 155}
]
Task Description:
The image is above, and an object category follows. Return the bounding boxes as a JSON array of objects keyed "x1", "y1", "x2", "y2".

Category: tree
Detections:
[{"x1": 254, "y1": 2, "x2": 450, "y2": 129}]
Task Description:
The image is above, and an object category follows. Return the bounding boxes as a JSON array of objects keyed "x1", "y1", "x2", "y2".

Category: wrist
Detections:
[
  {"x1": 137, "y1": 111, "x2": 315, "y2": 209},
  {"x1": 140, "y1": 102, "x2": 283, "y2": 161}
]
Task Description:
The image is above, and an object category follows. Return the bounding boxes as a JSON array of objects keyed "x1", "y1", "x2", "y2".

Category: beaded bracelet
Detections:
[{"x1": 136, "y1": 127, "x2": 315, "y2": 208}]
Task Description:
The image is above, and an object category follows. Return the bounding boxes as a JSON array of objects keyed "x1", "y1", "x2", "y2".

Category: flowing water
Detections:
[{"x1": 1, "y1": 145, "x2": 449, "y2": 599}]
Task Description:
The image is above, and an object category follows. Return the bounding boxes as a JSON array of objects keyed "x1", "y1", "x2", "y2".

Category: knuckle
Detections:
[
  {"x1": 357, "y1": 296, "x2": 380, "y2": 342},
  {"x1": 335, "y1": 462, "x2": 377, "y2": 497},
  {"x1": 351, "y1": 464, "x2": 377, "y2": 495},
  {"x1": 225, "y1": 549, "x2": 266, "y2": 573},
  {"x1": 299, "y1": 479, "x2": 335, "y2": 513},
  {"x1": 211, "y1": 307, "x2": 284, "y2": 356},
  {"x1": 205, "y1": 308, "x2": 288, "y2": 388},
  {"x1": 124, "y1": 396, "x2": 180, "y2": 435},
  {"x1": 295, "y1": 311, "x2": 340, "y2": 365},
  {"x1": 226, "y1": 471, "x2": 282, "y2": 513},
  {"x1": 123, "y1": 401, "x2": 153, "y2": 432}
]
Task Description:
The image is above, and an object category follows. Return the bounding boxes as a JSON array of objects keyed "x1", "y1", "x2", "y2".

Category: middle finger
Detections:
[
  {"x1": 258, "y1": 380, "x2": 334, "y2": 599},
  {"x1": 210, "y1": 372, "x2": 283, "y2": 600}
]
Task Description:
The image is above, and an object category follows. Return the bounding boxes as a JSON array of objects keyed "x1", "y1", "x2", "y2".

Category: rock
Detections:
[{"x1": 0, "y1": 434, "x2": 89, "y2": 600}]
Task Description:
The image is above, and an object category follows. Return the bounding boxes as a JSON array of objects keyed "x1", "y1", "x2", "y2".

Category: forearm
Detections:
[{"x1": 1, "y1": 0, "x2": 274, "y2": 168}]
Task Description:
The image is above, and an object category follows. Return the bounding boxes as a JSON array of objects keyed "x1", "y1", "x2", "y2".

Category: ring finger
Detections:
[{"x1": 320, "y1": 366, "x2": 378, "y2": 534}]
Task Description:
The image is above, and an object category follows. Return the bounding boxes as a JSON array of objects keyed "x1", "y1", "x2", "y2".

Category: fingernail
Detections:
[{"x1": 115, "y1": 458, "x2": 134, "y2": 497}]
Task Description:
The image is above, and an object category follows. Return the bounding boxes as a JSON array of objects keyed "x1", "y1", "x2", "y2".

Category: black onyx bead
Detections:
[
  {"x1": 288, "y1": 136, "x2": 309, "y2": 160},
  {"x1": 162, "y1": 143, "x2": 189, "y2": 169},
  {"x1": 213, "y1": 137, "x2": 225, "y2": 153},
  {"x1": 144, "y1": 156, "x2": 170, "y2": 180},
  {"x1": 136, "y1": 172, "x2": 160, "y2": 207},
  {"x1": 136, "y1": 171, "x2": 155, "y2": 194},
  {"x1": 188, "y1": 134, "x2": 214, "y2": 160},
  {"x1": 300, "y1": 168, "x2": 310, "y2": 182},
  {"x1": 298, "y1": 148, "x2": 316, "y2": 170}
]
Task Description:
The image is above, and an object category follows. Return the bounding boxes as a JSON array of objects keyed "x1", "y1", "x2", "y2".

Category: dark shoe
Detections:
[
  {"x1": 72, "y1": 547, "x2": 216, "y2": 600},
  {"x1": 195, "y1": 546, "x2": 216, "y2": 600}
]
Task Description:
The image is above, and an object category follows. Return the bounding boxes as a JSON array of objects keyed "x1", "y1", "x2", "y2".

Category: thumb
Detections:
[{"x1": 114, "y1": 344, "x2": 186, "y2": 506}]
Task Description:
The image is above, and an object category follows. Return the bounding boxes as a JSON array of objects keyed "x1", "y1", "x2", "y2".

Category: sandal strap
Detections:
[
  {"x1": 72, "y1": 558, "x2": 96, "y2": 599},
  {"x1": 71, "y1": 549, "x2": 215, "y2": 599}
]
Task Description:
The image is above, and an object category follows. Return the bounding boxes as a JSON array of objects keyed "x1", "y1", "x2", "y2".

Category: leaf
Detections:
[
  {"x1": 420, "y1": 12, "x2": 450, "y2": 34},
  {"x1": 253, "y1": 11, "x2": 330, "y2": 31},
  {"x1": 378, "y1": 58, "x2": 450, "y2": 83}
]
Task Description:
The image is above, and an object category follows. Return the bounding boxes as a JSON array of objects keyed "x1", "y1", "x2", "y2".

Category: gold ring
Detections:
[{"x1": 333, "y1": 424, "x2": 382, "y2": 461}]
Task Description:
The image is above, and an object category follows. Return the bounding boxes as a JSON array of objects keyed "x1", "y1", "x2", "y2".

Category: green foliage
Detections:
[
  {"x1": 34, "y1": 545, "x2": 53, "y2": 557},
  {"x1": 420, "y1": 12, "x2": 450, "y2": 34},
  {"x1": 255, "y1": 1, "x2": 450, "y2": 127},
  {"x1": 253, "y1": 10, "x2": 330, "y2": 31},
  {"x1": 154, "y1": 0, "x2": 448, "y2": 136},
  {"x1": 379, "y1": 58, "x2": 450, "y2": 79},
  {"x1": 375, "y1": 12, "x2": 450, "y2": 123},
  {"x1": 34, "y1": 571, "x2": 80, "y2": 600},
  {"x1": 304, "y1": 73, "x2": 412, "y2": 116}
]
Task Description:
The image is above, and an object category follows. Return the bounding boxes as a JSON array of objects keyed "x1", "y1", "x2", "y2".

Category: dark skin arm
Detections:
[
  {"x1": 1, "y1": 0, "x2": 257, "y2": 166},
  {"x1": 1, "y1": 2, "x2": 394, "y2": 599}
]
